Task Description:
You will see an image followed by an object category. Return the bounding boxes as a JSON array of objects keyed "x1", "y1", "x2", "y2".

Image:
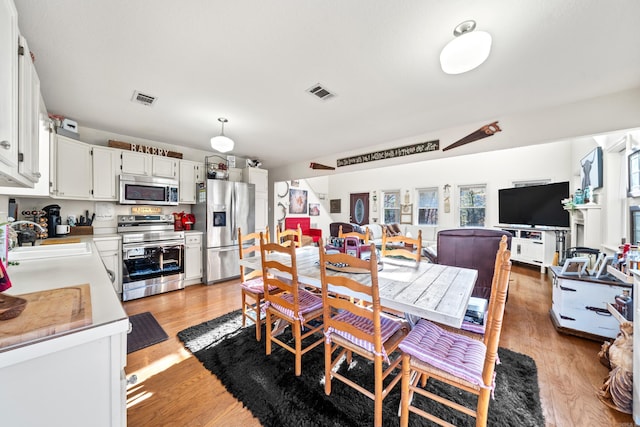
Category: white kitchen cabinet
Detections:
[
  {"x1": 243, "y1": 167, "x2": 268, "y2": 231},
  {"x1": 1, "y1": 243, "x2": 128, "y2": 427},
  {"x1": 94, "y1": 236, "x2": 122, "y2": 295},
  {"x1": 228, "y1": 167, "x2": 242, "y2": 182},
  {"x1": 0, "y1": 0, "x2": 36, "y2": 187},
  {"x1": 242, "y1": 167, "x2": 268, "y2": 192},
  {"x1": 52, "y1": 135, "x2": 92, "y2": 199},
  {"x1": 120, "y1": 150, "x2": 151, "y2": 176},
  {"x1": 550, "y1": 266, "x2": 630, "y2": 340},
  {"x1": 179, "y1": 159, "x2": 203, "y2": 204},
  {"x1": 184, "y1": 232, "x2": 202, "y2": 284},
  {"x1": 92, "y1": 146, "x2": 120, "y2": 200},
  {"x1": 17, "y1": 35, "x2": 40, "y2": 183},
  {"x1": 152, "y1": 155, "x2": 178, "y2": 179}
]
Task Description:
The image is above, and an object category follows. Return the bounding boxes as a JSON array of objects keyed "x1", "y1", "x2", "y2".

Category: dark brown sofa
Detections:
[{"x1": 434, "y1": 228, "x2": 512, "y2": 301}]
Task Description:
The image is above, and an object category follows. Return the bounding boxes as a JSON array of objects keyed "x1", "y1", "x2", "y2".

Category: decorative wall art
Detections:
[
  {"x1": 337, "y1": 140, "x2": 439, "y2": 167},
  {"x1": 580, "y1": 147, "x2": 603, "y2": 190},
  {"x1": 400, "y1": 204, "x2": 413, "y2": 224},
  {"x1": 330, "y1": 199, "x2": 341, "y2": 214},
  {"x1": 276, "y1": 181, "x2": 290, "y2": 198},
  {"x1": 442, "y1": 121, "x2": 501, "y2": 152},
  {"x1": 289, "y1": 189, "x2": 308, "y2": 214},
  {"x1": 309, "y1": 203, "x2": 320, "y2": 216}
]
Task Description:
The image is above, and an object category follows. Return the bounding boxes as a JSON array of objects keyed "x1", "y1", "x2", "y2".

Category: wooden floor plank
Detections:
[{"x1": 123, "y1": 262, "x2": 633, "y2": 426}]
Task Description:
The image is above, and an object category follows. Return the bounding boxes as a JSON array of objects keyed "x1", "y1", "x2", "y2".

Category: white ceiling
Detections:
[{"x1": 13, "y1": 0, "x2": 640, "y2": 169}]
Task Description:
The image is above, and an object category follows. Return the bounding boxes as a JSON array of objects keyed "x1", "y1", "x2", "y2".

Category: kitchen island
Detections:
[{"x1": 0, "y1": 239, "x2": 128, "y2": 427}]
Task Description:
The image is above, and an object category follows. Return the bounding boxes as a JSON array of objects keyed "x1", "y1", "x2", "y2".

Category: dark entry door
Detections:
[{"x1": 349, "y1": 193, "x2": 369, "y2": 225}]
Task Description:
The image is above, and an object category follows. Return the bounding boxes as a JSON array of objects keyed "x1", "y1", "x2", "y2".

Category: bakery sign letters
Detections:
[{"x1": 337, "y1": 140, "x2": 439, "y2": 167}]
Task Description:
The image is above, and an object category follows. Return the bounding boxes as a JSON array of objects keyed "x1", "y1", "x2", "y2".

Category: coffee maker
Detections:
[{"x1": 43, "y1": 204, "x2": 62, "y2": 238}]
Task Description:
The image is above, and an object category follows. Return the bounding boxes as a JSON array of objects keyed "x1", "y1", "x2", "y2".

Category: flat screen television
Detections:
[{"x1": 498, "y1": 181, "x2": 570, "y2": 228}]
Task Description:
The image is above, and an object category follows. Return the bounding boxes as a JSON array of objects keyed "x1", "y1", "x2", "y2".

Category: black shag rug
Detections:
[
  {"x1": 127, "y1": 311, "x2": 168, "y2": 354},
  {"x1": 178, "y1": 310, "x2": 545, "y2": 427}
]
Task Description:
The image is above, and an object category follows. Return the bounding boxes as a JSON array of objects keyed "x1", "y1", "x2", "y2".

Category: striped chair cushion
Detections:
[
  {"x1": 461, "y1": 320, "x2": 485, "y2": 335},
  {"x1": 240, "y1": 277, "x2": 278, "y2": 294},
  {"x1": 268, "y1": 289, "x2": 322, "y2": 321},
  {"x1": 325, "y1": 311, "x2": 402, "y2": 363},
  {"x1": 399, "y1": 319, "x2": 491, "y2": 389}
]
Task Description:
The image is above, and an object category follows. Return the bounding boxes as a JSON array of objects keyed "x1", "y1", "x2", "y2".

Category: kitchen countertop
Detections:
[{"x1": 0, "y1": 238, "x2": 128, "y2": 367}]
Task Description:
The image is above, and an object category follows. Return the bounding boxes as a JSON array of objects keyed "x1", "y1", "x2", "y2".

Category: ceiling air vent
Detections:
[
  {"x1": 306, "y1": 83, "x2": 335, "y2": 101},
  {"x1": 131, "y1": 90, "x2": 157, "y2": 106}
]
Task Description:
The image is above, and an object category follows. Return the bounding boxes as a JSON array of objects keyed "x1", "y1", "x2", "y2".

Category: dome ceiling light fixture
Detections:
[
  {"x1": 210, "y1": 117, "x2": 234, "y2": 153},
  {"x1": 440, "y1": 20, "x2": 492, "y2": 75}
]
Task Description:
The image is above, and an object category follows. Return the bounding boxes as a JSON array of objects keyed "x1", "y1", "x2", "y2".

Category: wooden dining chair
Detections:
[
  {"x1": 276, "y1": 223, "x2": 302, "y2": 248},
  {"x1": 259, "y1": 236, "x2": 324, "y2": 376},
  {"x1": 399, "y1": 236, "x2": 512, "y2": 427},
  {"x1": 238, "y1": 226, "x2": 279, "y2": 341},
  {"x1": 319, "y1": 240, "x2": 410, "y2": 427},
  {"x1": 338, "y1": 224, "x2": 370, "y2": 243},
  {"x1": 381, "y1": 228, "x2": 422, "y2": 262}
]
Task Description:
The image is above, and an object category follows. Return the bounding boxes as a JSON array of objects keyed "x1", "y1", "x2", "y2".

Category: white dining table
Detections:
[{"x1": 239, "y1": 246, "x2": 478, "y2": 328}]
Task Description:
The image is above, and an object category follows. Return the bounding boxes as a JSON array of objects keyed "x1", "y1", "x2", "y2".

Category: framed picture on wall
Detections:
[
  {"x1": 330, "y1": 199, "x2": 341, "y2": 213},
  {"x1": 289, "y1": 189, "x2": 308, "y2": 214},
  {"x1": 580, "y1": 147, "x2": 603, "y2": 190},
  {"x1": 309, "y1": 203, "x2": 320, "y2": 216}
]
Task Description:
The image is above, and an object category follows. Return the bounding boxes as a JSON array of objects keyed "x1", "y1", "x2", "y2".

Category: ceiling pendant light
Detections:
[
  {"x1": 210, "y1": 117, "x2": 234, "y2": 153},
  {"x1": 440, "y1": 20, "x2": 492, "y2": 75}
]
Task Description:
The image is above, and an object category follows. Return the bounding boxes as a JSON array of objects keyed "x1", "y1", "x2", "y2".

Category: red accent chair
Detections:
[{"x1": 284, "y1": 217, "x2": 322, "y2": 245}]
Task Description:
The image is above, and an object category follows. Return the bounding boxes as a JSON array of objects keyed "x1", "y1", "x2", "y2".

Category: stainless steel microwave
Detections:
[{"x1": 119, "y1": 174, "x2": 179, "y2": 205}]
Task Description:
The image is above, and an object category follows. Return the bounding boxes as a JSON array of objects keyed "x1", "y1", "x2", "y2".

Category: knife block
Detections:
[{"x1": 69, "y1": 226, "x2": 93, "y2": 236}]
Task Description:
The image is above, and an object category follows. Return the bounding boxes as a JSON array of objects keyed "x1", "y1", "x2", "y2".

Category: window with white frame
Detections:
[
  {"x1": 417, "y1": 187, "x2": 438, "y2": 225},
  {"x1": 382, "y1": 190, "x2": 400, "y2": 224},
  {"x1": 459, "y1": 184, "x2": 486, "y2": 227}
]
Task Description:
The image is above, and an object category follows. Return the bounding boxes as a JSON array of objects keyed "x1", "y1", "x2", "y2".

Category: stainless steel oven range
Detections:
[{"x1": 118, "y1": 214, "x2": 185, "y2": 301}]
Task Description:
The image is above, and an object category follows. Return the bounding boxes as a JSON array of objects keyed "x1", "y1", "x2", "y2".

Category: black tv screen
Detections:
[{"x1": 498, "y1": 181, "x2": 570, "y2": 228}]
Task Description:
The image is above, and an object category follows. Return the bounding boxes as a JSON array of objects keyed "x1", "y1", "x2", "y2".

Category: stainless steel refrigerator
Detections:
[{"x1": 193, "y1": 179, "x2": 255, "y2": 284}]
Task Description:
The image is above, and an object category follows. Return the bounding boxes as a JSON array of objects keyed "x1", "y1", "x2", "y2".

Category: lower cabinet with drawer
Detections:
[
  {"x1": 550, "y1": 266, "x2": 631, "y2": 340},
  {"x1": 93, "y1": 236, "x2": 122, "y2": 296},
  {"x1": 184, "y1": 232, "x2": 203, "y2": 285}
]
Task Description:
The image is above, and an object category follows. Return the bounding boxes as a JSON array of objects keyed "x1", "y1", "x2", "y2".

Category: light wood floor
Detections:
[{"x1": 123, "y1": 263, "x2": 633, "y2": 427}]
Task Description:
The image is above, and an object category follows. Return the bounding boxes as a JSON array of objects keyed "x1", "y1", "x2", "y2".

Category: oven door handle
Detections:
[{"x1": 123, "y1": 240, "x2": 185, "y2": 250}]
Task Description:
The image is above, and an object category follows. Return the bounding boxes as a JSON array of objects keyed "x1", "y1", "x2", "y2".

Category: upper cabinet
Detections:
[
  {"x1": 179, "y1": 159, "x2": 204, "y2": 204},
  {"x1": 52, "y1": 135, "x2": 92, "y2": 199},
  {"x1": 92, "y1": 146, "x2": 119, "y2": 200},
  {"x1": 152, "y1": 156, "x2": 177, "y2": 179},
  {"x1": 121, "y1": 150, "x2": 151, "y2": 176},
  {"x1": 17, "y1": 35, "x2": 41, "y2": 183},
  {"x1": 0, "y1": 0, "x2": 44, "y2": 187},
  {"x1": 52, "y1": 136, "x2": 119, "y2": 201},
  {"x1": 0, "y1": 0, "x2": 35, "y2": 187}
]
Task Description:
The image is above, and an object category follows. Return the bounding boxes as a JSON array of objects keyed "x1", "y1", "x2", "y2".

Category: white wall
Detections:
[{"x1": 282, "y1": 141, "x2": 571, "y2": 238}]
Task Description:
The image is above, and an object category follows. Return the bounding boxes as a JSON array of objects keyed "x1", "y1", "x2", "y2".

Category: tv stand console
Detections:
[{"x1": 498, "y1": 226, "x2": 562, "y2": 273}]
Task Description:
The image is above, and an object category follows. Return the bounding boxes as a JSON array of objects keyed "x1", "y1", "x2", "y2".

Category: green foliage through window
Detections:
[{"x1": 459, "y1": 185, "x2": 486, "y2": 227}]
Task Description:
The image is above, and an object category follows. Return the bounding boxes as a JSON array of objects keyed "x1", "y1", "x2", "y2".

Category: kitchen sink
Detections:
[{"x1": 9, "y1": 242, "x2": 93, "y2": 261}]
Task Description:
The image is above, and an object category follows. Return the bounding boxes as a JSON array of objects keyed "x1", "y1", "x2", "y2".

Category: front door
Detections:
[{"x1": 349, "y1": 193, "x2": 369, "y2": 225}]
